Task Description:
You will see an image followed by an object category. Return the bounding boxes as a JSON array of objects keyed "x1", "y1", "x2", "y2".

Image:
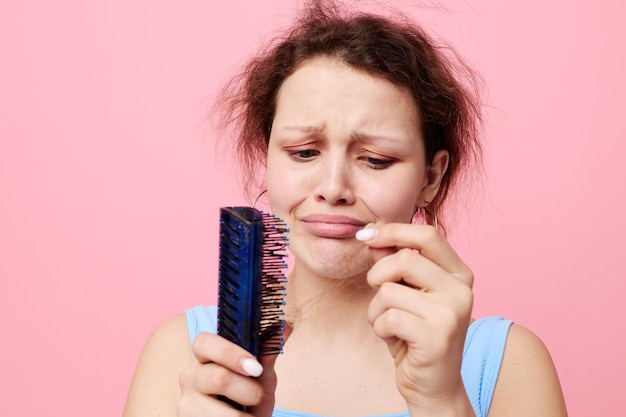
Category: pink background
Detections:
[{"x1": 1, "y1": 0, "x2": 624, "y2": 415}]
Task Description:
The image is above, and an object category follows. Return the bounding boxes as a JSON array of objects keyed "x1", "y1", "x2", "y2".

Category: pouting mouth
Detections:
[
  {"x1": 300, "y1": 213, "x2": 367, "y2": 226},
  {"x1": 299, "y1": 215, "x2": 368, "y2": 239}
]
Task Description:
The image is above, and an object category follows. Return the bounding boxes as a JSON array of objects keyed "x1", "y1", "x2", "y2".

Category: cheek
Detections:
[
  {"x1": 370, "y1": 195, "x2": 416, "y2": 223},
  {"x1": 266, "y1": 155, "x2": 300, "y2": 215},
  {"x1": 266, "y1": 172, "x2": 286, "y2": 214},
  {"x1": 265, "y1": 149, "x2": 283, "y2": 199},
  {"x1": 363, "y1": 175, "x2": 422, "y2": 223}
]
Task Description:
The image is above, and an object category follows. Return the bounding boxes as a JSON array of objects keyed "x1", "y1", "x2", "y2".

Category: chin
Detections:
[{"x1": 290, "y1": 238, "x2": 374, "y2": 279}]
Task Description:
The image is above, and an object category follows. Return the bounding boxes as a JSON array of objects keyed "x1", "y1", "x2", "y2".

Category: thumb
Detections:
[{"x1": 356, "y1": 224, "x2": 397, "y2": 262}]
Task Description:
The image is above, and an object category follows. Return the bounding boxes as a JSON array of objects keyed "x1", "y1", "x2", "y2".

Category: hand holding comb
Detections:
[{"x1": 216, "y1": 206, "x2": 289, "y2": 411}]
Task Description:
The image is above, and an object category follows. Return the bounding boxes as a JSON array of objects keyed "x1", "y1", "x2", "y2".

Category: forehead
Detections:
[{"x1": 273, "y1": 57, "x2": 421, "y2": 130}]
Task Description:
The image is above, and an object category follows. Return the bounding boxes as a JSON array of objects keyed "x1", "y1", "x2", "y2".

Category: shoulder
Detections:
[
  {"x1": 463, "y1": 316, "x2": 512, "y2": 384},
  {"x1": 489, "y1": 324, "x2": 568, "y2": 416},
  {"x1": 123, "y1": 314, "x2": 192, "y2": 417},
  {"x1": 141, "y1": 313, "x2": 192, "y2": 360},
  {"x1": 461, "y1": 316, "x2": 512, "y2": 415}
]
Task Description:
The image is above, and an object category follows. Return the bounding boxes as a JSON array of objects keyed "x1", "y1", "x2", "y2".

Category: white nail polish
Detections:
[
  {"x1": 356, "y1": 228, "x2": 377, "y2": 241},
  {"x1": 242, "y1": 358, "x2": 263, "y2": 377}
]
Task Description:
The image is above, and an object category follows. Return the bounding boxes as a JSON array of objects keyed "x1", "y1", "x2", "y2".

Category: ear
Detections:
[{"x1": 418, "y1": 149, "x2": 449, "y2": 205}]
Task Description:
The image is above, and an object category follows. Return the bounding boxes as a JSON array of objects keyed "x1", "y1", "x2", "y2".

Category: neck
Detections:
[{"x1": 284, "y1": 263, "x2": 378, "y2": 347}]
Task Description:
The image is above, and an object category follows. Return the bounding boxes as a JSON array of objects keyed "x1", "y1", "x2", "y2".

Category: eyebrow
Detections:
[
  {"x1": 350, "y1": 131, "x2": 415, "y2": 151},
  {"x1": 276, "y1": 125, "x2": 406, "y2": 141},
  {"x1": 276, "y1": 124, "x2": 326, "y2": 134},
  {"x1": 273, "y1": 123, "x2": 415, "y2": 151}
]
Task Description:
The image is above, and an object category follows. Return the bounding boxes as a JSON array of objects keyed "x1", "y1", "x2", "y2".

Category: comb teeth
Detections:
[{"x1": 217, "y1": 207, "x2": 289, "y2": 358}]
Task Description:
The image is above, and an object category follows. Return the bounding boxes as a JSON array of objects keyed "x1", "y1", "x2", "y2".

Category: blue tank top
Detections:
[{"x1": 185, "y1": 305, "x2": 512, "y2": 417}]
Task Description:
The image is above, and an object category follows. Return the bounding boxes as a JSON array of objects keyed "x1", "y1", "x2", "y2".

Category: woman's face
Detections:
[{"x1": 266, "y1": 57, "x2": 441, "y2": 279}]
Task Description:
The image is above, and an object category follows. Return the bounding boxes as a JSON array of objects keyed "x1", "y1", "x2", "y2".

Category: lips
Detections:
[{"x1": 300, "y1": 214, "x2": 367, "y2": 239}]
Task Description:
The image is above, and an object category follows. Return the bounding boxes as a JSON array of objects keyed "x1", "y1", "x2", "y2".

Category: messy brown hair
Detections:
[{"x1": 215, "y1": 0, "x2": 483, "y2": 228}]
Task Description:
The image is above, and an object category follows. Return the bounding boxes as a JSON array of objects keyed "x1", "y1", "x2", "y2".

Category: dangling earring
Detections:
[
  {"x1": 431, "y1": 207, "x2": 439, "y2": 231},
  {"x1": 251, "y1": 189, "x2": 267, "y2": 208},
  {"x1": 411, "y1": 205, "x2": 429, "y2": 226},
  {"x1": 411, "y1": 205, "x2": 421, "y2": 224},
  {"x1": 417, "y1": 201, "x2": 438, "y2": 232},
  {"x1": 425, "y1": 203, "x2": 439, "y2": 231}
]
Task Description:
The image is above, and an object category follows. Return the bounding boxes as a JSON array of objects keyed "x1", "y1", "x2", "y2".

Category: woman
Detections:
[{"x1": 124, "y1": 1, "x2": 567, "y2": 416}]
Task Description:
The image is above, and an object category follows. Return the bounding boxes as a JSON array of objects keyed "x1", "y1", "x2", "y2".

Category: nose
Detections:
[{"x1": 314, "y1": 155, "x2": 355, "y2": 205}]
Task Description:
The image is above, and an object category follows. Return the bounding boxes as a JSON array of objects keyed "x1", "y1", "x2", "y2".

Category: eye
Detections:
[
  {"x1": 288, "y1": 149, "x2": 320, "y2": 161},
  {"x1": 361, "y1": 156, "x2": 394, "y2": 169}
]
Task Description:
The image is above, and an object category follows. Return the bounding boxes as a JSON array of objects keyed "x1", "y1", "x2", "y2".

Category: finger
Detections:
[
  {"x1": 357, "y1": 223, "x2": 473, "y2": 286},
  {"x1": 370, "y1": 308, "x2": 460, "y2": 359},
  {"x1": 367, "y1": 248, "x2": 464, "y2": 292},
  {"x1": 188, "y1": 362, "x2": 264, "y2": 407},
  {"x1": 249, "y1": 353, "x2": 279, "y2": 417},
  {"x1": 370, "y1": 307, "x2": 426, "y2": 348},
  {"x1": 192, "y1": 332, "x2": 264, "y2": 377},
  {"x1": 368, "y1": 281, "x2": 464, "y2": 340},
  {"x1": 249, "y1": 322, "x2": 292, "y2": 417},
  {"x1": 369, "y1": 286, "x2": 469, "y2": 339},
  {"x1": 178, "y1": 389, "x2": 251, "y2": 417},
  {"x1": 367, "y1": 281, "x2": 433, "y2": 323}
]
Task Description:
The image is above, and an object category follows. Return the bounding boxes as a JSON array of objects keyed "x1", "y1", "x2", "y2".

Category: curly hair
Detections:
[{"x1": 214, "y1": 0, "x2": 483, "y2": 228}]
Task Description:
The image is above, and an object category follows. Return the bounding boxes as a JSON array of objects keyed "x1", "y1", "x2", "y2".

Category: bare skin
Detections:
[{"x1": 123, "y1": 58, "x2": 567, "y2": 417}]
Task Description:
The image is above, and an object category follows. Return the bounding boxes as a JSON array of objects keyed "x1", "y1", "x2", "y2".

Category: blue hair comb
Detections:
[{"x1": 216, "y1": 206, "x2": 289, "y2": 410}]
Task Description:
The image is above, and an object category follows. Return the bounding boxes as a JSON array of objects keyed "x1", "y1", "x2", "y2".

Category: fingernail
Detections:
[
  {"x1": 356, "y1": 227, "x2": 377, "y2": 241},
  {"x1": 242, "y1": 358, "x2": 263, "y2": 377}
]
